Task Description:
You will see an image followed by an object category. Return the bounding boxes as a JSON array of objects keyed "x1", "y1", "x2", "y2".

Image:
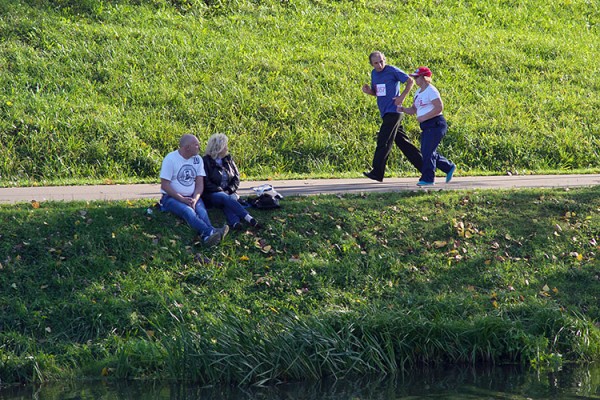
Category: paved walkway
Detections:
[{"x1": 0, "y1": 174, "x2": 598, "y2": 204}]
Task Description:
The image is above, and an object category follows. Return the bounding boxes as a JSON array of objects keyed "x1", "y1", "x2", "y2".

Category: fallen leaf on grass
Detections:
[
  {"x1": 554, "y1": 224, "x2": 563, "y2": 233},
  {"x1": 255, "y1": 276, "x2": 270, "y2": 286},
  {"x1": 31, "y1": 200, "x2": 40, "y2": 209},
  {"x1": 564, "y1": 211, "x2": 576, "y2": 218}
]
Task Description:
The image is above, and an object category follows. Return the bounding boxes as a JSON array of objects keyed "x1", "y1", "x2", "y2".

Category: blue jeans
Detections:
[
  {"x1": 160, "y1": 195, "x2": 214, "y2": 238},
  {"x1": 419, "y1": 115, "x2": 454, "y2": 183},
  {"x1": 204, "y1": 191, "x2": 249, "y2": 225}
]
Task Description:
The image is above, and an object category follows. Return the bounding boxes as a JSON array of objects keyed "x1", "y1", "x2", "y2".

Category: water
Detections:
[{"x1": 1, "y1": 364, "x2": 599, "y2": 399}]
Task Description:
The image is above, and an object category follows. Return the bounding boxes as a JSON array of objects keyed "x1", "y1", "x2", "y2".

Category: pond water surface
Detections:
[{"x1": 1, "y1": 364, "x2": 599, "y2": 399}]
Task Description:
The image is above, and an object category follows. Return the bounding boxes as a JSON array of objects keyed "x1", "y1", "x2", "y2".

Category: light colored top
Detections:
[
  {"x1": 414, "y1": 84, "x2": 442, "y2": 119},
  {"x1": 159, "y1": 150, "x2": 205, "y2": 196}
]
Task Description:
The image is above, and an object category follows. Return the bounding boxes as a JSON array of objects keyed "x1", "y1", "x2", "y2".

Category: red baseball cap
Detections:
[{"x1": 409, "y1": 66, "x2": 432, "y2": 77}]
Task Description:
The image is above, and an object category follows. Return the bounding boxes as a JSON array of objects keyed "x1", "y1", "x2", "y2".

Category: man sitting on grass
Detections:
[{"x1": 159, "y1": 134, "x2": 229, "y2": 246}]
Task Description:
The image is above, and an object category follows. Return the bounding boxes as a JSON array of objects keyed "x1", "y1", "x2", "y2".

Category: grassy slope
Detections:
[
  {"x1": 0, "y1": 187, "x2": 599, "y2": 384},
  {"x1": 0, "y1": 0, "x2": 599, "y2": 185}
]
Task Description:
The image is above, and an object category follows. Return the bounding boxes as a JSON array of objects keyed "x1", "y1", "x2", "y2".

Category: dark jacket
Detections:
[{"x1": 202, "y1": 154, "x2": 241, "y2": 195}]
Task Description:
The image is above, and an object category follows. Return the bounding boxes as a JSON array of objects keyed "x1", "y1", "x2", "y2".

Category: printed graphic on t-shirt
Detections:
[
  {"x1": 415, "y1": 95, "x2": 424, "y2": 108},
  {"x1": 376, "y1": 84, "x2": 386, "y2": 97},
  {"x1": 177, "y1": 165, "x2": 197, "y2": 187}
]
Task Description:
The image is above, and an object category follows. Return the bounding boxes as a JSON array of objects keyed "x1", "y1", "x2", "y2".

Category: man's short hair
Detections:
[
  {"x1": 369, "y1": 51, "x2": 385, "y2": 63},
  {"x1": 179, "y1": 134, "x2": 197, "y2": 148}
]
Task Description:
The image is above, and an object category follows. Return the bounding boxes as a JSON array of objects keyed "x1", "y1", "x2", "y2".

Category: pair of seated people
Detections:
[{"x1": 159, "y1": 133, "x2": 258, "y2": 247}]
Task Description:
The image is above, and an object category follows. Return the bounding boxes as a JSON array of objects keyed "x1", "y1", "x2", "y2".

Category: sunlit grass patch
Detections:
[{"x1": 1, "y1": 0, "x2": 599, "y2": 185}]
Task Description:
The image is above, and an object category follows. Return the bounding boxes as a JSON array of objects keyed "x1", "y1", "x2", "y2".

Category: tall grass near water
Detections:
[
  {"x1": 0, "y1": 187, "x2": 599, "y2": 385},
  {"x1": 0, "y1": 0, "x2": 599, "y2": 185}
]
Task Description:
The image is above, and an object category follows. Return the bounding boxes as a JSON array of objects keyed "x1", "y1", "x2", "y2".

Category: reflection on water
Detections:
[{"x1": 1, "y1": 364, "x2": 599, "y2": 399}]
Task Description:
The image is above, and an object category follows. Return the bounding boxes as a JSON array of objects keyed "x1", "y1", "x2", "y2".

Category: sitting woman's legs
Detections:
[{"x1": 206, "y1": 191, "x2": 248, "y2": 225}]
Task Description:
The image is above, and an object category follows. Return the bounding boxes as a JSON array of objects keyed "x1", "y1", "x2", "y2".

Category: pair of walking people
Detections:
[
  {"x1": 159, "y1": 133, "x2": 258, "y2": 246},
  {"x1": 362, "y1": 51, "x2": 456, "y2": 186}
]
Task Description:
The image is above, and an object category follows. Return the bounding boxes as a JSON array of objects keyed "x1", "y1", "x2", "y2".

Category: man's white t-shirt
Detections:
[
  {"x1": 414, "y1": 84, "x2": 442, "y2": 119},
  {"x1": 159, "y1": 150, "x2": 205, "y2": 196}
]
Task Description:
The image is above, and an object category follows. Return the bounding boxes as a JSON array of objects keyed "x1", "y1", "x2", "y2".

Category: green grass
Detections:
[
  {"x1": 1, "y1": 187, "x2": 599, "y2": 385},
  {"x1": 1, "y1": 0, "x2": 599, "y2": 186}
]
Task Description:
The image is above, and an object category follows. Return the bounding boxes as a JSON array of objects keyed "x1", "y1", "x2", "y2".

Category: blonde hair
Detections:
[{"x1": 205, "y1": 133, "x2": 229, "y2": 159}]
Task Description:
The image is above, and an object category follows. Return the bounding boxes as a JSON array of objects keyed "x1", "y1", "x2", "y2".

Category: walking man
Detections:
[{"x1": 362, "y1": 51, "x2": 422, "y2": 182}]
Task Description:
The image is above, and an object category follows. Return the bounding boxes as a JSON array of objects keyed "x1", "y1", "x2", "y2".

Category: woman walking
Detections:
[{"x1": 397, "y1": 66, "x2": 456, "y2": 186}]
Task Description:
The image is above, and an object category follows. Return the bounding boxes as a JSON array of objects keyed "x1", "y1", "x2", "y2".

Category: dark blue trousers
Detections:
[{"x1": 419, "y1": 115, "x2": 454, "y2": 183}]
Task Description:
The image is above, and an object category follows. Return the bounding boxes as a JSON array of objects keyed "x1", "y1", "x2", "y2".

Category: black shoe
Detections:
[
  {"x1": 248, "y1": 218, "x2": 258, "y2": 227},
  {"x1": 231, "y1": 222, "x2": 243, "y2": 230},
  {"x1": 363, "y1": 171, "x2": 383, "y2": 182}
]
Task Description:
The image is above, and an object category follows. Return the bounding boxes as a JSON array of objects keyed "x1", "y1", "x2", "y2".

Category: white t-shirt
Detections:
[
  {"x1": 159, "y1": 150, "x2": 205, "y2": 196},
  {"x1": 414, "y1": 84, "x2": 442, "y2": 119}
]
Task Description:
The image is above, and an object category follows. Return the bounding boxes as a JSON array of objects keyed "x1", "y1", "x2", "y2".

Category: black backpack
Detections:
[{"x1": 248, "y1": 193, "x2": 281, "y2": 209}]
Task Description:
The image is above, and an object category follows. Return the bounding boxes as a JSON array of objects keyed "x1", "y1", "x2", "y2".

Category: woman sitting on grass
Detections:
[{"x1": 202, "y1": 133, "x2": 258, "y2": 230}]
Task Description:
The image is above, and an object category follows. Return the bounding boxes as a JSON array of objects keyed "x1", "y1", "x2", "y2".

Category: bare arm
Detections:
[
  {"x1": 394, "y1": 77, "x2": 414, "y2": 106},
  {"x1": 361, "y1": 83, "x2": 375, "y2": 96},
  {"x1": 190, "y1": 176, "x2": 204, "y2": 209},
  {"x1": 398, "y1": 104, "x2": 417, "y2": 115}
]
